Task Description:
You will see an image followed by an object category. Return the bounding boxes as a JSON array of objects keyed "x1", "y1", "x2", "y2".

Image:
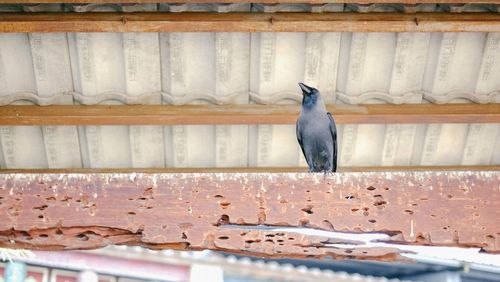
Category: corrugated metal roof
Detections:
[
  {"x1": 93, "y1": 246, "x2": 410, "y2": 282},
  {"x1": 0, "y1": 4, "x2": 499, "y2": 169}
]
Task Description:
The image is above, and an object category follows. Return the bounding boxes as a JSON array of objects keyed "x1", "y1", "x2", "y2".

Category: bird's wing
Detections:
[
  {"x1": 327, "y1": 112, "x2": 338, "y2": 172},
  {"x1": 296, "y1": 120, "x2": 309, "y2": 164}
]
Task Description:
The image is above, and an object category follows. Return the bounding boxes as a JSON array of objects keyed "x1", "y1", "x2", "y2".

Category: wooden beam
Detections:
[
  {"x1": 0, "y1": 172, "x2": 498, "y2": 259},
  {"x1": 2, "y1": 166, "x2": 500, "y2": 173},
  {"x1": 0, "y1": 12, "x2": 499, "y2": 33},
  {"x1": 0, "y1": 104, "x2": 499, "y2": 125},
  {"x1": 0, "y1": 1, "x2": 497, "y2": 4}
]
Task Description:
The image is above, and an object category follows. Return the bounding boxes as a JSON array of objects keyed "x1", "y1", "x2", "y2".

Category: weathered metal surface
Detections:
[{"x1": 0, "y1": 172, "x2": 498, "y2": 259}]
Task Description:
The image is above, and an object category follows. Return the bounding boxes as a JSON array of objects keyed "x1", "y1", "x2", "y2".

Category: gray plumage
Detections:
[{"x1": 296, "y1": 83, "x2": 337, "y2": 172}]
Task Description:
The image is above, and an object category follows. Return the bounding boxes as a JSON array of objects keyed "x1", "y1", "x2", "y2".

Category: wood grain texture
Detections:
[
  {"x1": 0, "y1": 104, "x2": 499, "y2": 125},
  {"x1": 0, "y1": 172, "x2": 498, "y2": 259},
  {"x1": 0, "y1": 12, "x2": 499, "y2": 32},
  {"x1": 2, "y1": 166, "x2": 500, "y2": 173},
  {"x1": 0, "y1": 0, "x2": 497, "y2": 4}
]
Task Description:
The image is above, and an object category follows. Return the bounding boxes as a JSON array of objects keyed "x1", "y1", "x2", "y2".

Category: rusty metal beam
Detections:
[
  {"x1": 0, "y1": 172, "x2": 498, "y2": 259},
  {"x1": 0, "y1": 12, "x2": 499, "y2": 33},
  {"x1": 1, "y1": 104, "x2": 500, "y2": 125}
]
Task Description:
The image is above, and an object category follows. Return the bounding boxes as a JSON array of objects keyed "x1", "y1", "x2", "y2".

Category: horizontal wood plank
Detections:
[
  {"x1": 2, "y1": 166, "x2": 500, "y2": 173},
  {"x1": 0, "y1": 12, "x2": 499, "y2": 32},
  {"x1": 0, "y1": 0, "x2": 497, "y2": 4},
  {"x1": 0, "y1": 104, "x2": 499, "y2": 125},
  {"x1": 0, "y1": 171, "x2": 498, "y2": 259}
]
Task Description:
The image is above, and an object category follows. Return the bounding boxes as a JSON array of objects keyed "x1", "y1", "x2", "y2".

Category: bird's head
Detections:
[{"x1": 299, "y1": 82, "x2": 321, "y2": 108}]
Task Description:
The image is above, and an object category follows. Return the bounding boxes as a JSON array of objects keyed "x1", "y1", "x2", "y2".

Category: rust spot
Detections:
[
  {"x1": 245, "y1": 239, "x2": 261, "y2": 244},
  {"x1": 322, "y1": 220, "x2": 334, "y2": 231},
  {"x1": 0, "y1": 171, "x2": 497, "y2": 258},
  {"x1": 33, "y1": 205, "x2": 48, "y2": 211},
  {"x1": 76, "y1": 233, "x2": 89, "y2": 241},
  {"x1": 301, "y1": 205, "x2": 314, "y2": 214},
  {"x1": 453, "y1": 230, "x2": 459, "y2": 243},
  {"x1": 143, "y1": 187, "x2": 154, "y2": 198},
  {"x1": 373, "y1": 200, "x2": 387, "y2": 207},
  {"x1": 220, "y1": 201, "x2": 231, "y2": 209},
  {"x1": 299, "y1": 218, "x2": 310, "y2": 226},
  {"x1": 258, "y1": 209, "x2": 266, "y2": 224},
  {"x1": 178, "y1": 223, "x2": 193, "y2": 230},
  {"x1": 216, "y1": 214, "x2": 230, "y2": 226}
]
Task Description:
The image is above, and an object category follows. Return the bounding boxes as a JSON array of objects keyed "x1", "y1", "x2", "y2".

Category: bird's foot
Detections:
[{"x1": 322, "y1": 170, "x2": 332, "y2": 180}]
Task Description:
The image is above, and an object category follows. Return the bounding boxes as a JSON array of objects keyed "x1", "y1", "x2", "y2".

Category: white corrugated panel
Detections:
[{"x1": 0, "y1": 27, "x2": 498, "y2": 169}]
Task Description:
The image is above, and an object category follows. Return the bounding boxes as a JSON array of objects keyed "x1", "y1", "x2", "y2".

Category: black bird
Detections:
[{"x1": 296, "y1": 83, "x2": 337, "y2": 172}]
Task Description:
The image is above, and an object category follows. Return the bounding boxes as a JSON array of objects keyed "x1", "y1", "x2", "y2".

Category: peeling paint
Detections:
[{"x1": 0, "y1": 171, "x2": 498, "y2": 259}]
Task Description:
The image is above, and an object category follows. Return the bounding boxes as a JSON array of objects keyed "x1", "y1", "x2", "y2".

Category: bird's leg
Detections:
[
  {"x1": 322, "y1": 161, "x2": 333, "y2": 179},
  {"x1": 308, "y1": 165, "x2": 314, "y2": 173},
  {"x1": 323, "y1": 170, "x2": 331, "y2": 180}
]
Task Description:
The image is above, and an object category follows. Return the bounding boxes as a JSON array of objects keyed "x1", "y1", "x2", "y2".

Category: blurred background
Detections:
[{"x1": 2, "y1": 247, "x2": 500, "y2": 282}]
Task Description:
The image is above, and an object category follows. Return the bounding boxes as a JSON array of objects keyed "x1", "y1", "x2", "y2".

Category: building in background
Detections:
[{"x1": 1, "y1": 247, "x2": 500, "y2": 282}]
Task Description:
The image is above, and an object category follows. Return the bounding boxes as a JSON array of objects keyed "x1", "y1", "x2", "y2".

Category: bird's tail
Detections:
[{"x1": 312, "y1": 151, "x2": 330, "y2": 172}]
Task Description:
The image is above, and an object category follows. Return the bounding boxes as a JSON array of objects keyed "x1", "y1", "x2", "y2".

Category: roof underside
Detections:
[{"x1": 0, "y1": 3, "x2": 499, "y2": 169}]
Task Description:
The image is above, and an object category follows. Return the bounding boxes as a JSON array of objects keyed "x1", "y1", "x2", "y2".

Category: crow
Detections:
[{"x1": 296, "y1": 83, "x2": 337, "y2": 172}]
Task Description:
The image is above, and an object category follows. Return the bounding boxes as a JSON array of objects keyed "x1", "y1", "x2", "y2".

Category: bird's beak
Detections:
[{"x1": 298, "y1": 82, "x2": 313, "y2": 95}]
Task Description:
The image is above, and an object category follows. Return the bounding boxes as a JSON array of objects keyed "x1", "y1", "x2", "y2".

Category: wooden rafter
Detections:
[
  {"x1": 0, "y1": 104, "x2": 499, "y2": 125},
  {"x1": 0, "y1": 0, "x2": 497, "y2": 4},
  {"x1": 3, "y1": 166, "x2": 500, "y2": 173},
  {"x1": 0, "y1": 12, "x2": 499, "y2": 32},
  {"x1": 0, "y1": 171, "x2": 498, "y2": 259}
]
